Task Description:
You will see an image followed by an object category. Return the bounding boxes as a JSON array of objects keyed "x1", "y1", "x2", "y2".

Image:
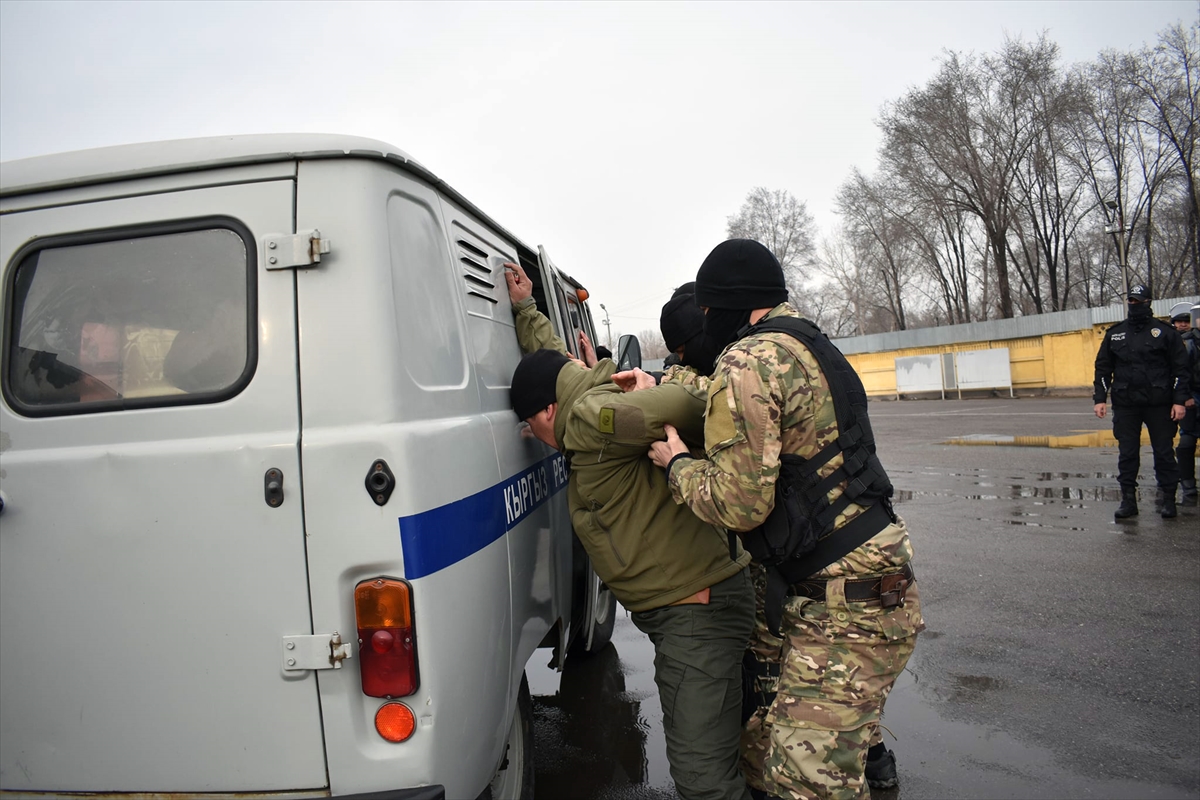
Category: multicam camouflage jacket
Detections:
[
  {"x1": 668, "y1": 303, "x2": 914, "y2": 579},
  {"x1": 661, "y1": 363, "x2": 709, "y2": 393}
]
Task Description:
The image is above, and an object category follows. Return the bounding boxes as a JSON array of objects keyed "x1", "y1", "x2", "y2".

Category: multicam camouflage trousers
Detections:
[{"x1": 740, "y1": 574, "x2": 923, "y2": 800}]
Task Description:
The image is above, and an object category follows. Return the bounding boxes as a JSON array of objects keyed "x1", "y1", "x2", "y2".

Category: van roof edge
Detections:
[
  {"x1": 0, "y1": 133, "x2": 543, "y2": 268},
  {"x1": 0, "y1": 134, "x2": 423, "y2": 197}
]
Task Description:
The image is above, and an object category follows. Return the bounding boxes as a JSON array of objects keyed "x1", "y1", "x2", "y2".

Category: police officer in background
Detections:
[
  {"x1": 1093, "y1": 285, "x2": 1190, "y2": 519},
  {"x1": 650, "y1": 239, "x2": 924, "y2": 799},
  {"x1": 1170, "y1": 302, "x2": 1200, "y2": 505}
]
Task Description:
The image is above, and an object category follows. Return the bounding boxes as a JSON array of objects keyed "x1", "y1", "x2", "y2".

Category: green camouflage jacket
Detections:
[
  {"x1": 668, "y1": 303, "x2": 914, "y2": 579},
  {"x1": 513, "y1": 298, "x2": 750, "y2": 610}
]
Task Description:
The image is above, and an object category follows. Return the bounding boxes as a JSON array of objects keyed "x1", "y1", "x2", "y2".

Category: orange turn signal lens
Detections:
[
  {"x1": 375, "y1": 702, "x2": 415, "y2": 743},
  {"x1": 576, "y1": 287, "x2": 589, "y2": 302},
  {"x1": 355, "y1": 579, "x2": 412, "y2": 628}
]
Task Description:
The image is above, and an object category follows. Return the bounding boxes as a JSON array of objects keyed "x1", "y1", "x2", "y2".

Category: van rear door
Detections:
[{"x1": 0, "y1": 179, "x2": 327, "y2": 791}]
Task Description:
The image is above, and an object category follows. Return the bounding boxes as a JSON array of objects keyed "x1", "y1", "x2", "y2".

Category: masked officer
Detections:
[
  {"x1": 1093, "y1": 286, "x2": 1190, "y2": 518},
  {"x1": 649, "y1": 239, "x2": 924, "y2": 800},
  {"x1": 1170, "y1": 302, "x2": 1200, "y2": 505}
]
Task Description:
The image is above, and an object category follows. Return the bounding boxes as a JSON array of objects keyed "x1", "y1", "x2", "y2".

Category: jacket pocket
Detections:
[
  {"x1": 579, "y1": 502, "x2": 629, "y2": 572},
  {"x1": 594, "y1": 514, "x2": 628, "y2": 568}
]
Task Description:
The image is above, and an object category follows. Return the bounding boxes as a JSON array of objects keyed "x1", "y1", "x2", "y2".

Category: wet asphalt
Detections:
[{"x1": 527, "y1": 396, "x2": 1200, "y2": 800}]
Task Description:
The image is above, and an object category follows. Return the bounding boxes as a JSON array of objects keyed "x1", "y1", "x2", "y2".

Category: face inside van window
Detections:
[{"x1": 5, "y1": 227, "x2": 251, "y2": 413}]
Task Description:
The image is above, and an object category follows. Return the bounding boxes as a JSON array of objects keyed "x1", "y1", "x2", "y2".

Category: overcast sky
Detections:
[{"x1": 1, "y1": 0, "x2": 1194, "y2": 339}]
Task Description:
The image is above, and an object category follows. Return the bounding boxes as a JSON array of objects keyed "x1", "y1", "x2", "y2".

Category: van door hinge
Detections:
[
  {"x1": 264, "y1": 230, "x2": 332, "y2": 270},
  {"x1": 282, "y1": 632, "x2": 354, "y2": 671}
]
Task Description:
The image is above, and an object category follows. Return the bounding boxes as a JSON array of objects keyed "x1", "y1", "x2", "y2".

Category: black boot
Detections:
[
  {"x1": 1115, "y1": 488, "x2": 1138, "y2": 519},
  {"x1": 1181, "y1": 479, "x2": 1198, "y2": 505},
  {"x1": 1161, "y1": 485, "x2": 1177, "y2": 518},
  {"x1": 865, "y1": 743, "x2": 899, "y2": 789}
]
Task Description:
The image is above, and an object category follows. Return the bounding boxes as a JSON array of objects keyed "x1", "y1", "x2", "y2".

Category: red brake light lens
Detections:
[{"x1": 355, "y1": 578, "x2": 418, "y2": 698}]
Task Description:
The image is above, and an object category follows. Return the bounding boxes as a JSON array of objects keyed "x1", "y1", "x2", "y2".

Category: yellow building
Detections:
[{"x1": 832, "y1": 296, "x2": 1199, "y2": 399}]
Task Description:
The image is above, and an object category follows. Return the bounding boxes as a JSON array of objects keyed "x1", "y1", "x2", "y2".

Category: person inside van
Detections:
[{"x1": 504, "y1": 262, "x2": 755, "y2": 800}]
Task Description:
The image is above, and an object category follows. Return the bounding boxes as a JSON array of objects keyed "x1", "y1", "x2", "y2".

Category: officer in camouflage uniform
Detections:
[{"x1": 650, "y1": 240, "x2": 924, "y2": 800}]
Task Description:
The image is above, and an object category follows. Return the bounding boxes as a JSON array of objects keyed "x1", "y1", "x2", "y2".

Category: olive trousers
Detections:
[{"x1": 631, "y1": 567, "x2": 756, "y2": 800}]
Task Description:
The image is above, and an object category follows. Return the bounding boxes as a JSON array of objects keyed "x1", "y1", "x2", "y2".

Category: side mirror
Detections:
[{"x1": 615, "y1": 335, "x2": 642, "y2": 371}]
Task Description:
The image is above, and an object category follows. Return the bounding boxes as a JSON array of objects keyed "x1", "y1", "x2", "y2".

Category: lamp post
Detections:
[
  {"x1": 1103, "y1": 198, "x2": 1129, "y2": 300},
  {"x1": 599, "y1": 303, "x2": 613, "y2": 349}
]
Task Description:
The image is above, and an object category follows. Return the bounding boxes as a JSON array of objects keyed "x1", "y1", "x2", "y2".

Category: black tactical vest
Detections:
[{"x1": 737, "y1": 316, "x2": 896, "y2": 634}]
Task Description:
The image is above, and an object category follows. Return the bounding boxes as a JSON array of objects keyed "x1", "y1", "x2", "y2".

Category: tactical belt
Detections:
[{"x1": 788, "y1": 562, "x2": 914, "y2": 608}]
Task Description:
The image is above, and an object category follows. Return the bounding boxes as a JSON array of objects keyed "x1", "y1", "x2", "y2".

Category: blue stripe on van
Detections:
[{"x1": 398, "y1": 452, "x2": 570, "y2": 580}]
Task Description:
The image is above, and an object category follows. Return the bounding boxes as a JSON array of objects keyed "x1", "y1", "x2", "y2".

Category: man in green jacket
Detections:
[{"x1": 505, "y1": 263, "x2": 755, "y2": 800}]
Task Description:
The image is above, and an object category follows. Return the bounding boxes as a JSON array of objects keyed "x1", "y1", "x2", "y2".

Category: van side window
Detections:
[{"x1": 4, "y1": 227, "x2": 252, "y2": 415}]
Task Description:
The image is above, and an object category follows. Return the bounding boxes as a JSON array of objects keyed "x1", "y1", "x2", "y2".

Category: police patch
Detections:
[
  {"x1": 1151, "y1": 328, "x2": 1161, "y2": 338},
  {"x1": 598, "y1": 407, "x2": 615, "y2": 434}
]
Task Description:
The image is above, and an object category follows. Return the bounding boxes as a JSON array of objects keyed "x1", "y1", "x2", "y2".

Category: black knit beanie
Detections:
[
  {"x1": 660, "y1": 283, "x2": 705, "y2": 353},
  {"x1": 510, "y1": 349, "x2": 570, "y2": 420},
  {"x1": 694, "y1": 239, "x2": 788, "y2": 310}
]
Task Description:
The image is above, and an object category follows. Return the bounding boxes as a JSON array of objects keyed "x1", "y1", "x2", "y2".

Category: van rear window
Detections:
[{"x1": 4, "y1": 225, "x2": 253, "y2": 415}]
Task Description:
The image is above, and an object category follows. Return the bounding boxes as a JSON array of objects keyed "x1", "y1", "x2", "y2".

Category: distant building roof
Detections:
[{"x1": 830, "y1": 296, "x2": 1200, "y2": 355}]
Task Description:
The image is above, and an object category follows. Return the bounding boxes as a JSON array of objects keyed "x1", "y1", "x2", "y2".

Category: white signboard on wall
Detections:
[
  {"x1": 955, "y1": 348, "x2": 1013, "y2": 397},
  {"x1": 895, "y1": 355, "x2": 944, "y2": 398}
]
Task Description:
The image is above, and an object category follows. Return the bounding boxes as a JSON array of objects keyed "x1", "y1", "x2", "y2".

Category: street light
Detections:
[
  {"x1": 599, "y1": 303, "x2": 613, "y2": 349},
  {"x1": 1103, "y1": 198, "x2": 1129, "y2": 300}
]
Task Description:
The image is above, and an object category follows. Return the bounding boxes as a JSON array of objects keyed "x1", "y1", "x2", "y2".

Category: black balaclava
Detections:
[
  {"x1": 510, "y1": 349, "x2": 570, "y2": 420},
  {"x1": 660, "y1": 285, "x2": 704, "y2": 353},
  {"x1": 1127, "y1": 302, "x2": 1154, "y2": 331},
  {"x1": 693, "y1": 239, "x2": 788, "y2": 355},
  {"x1": 660, "y1": 281, "x2": 717, "y2": 374},
  {"x1": 1126, "y1": 284, "x2": 1153, "y2": 328}
]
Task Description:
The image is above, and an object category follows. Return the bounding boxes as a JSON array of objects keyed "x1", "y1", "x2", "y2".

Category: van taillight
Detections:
[{"x1": 354, "y1": 578, "x2": 418, "y2": 698}]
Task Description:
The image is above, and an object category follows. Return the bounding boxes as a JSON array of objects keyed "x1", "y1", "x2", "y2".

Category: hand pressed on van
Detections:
[
  {"x1": 578, "y1": 330, "x2": 598, "y2": 367},
  {"x1": 504, "y1": 262, "x2": 532, "y2": 304}
]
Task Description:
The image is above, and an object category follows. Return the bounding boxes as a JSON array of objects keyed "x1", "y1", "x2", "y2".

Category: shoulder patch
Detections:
[
  {"x1": 1151, "y1": 328, "x2": 1161, "y2": 338},
  {"x1": 599, "y1": 405, "x2": 647, "y2": 440},
  {"x1": 705, "y1": 386, "x2": 738, "y2": 453}
]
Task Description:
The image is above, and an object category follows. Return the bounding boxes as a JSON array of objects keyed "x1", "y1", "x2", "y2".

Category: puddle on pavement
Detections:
[
  {"x1": 529, "y1": 628, "x2": 1197, "y2": 800},
  {"x1": 878, "y1": 665, "x2": 1196, "y2": 799},
  {"x1": 942, "y1": 431, "x2": 1159, "y2": 448},
  {"x1": 894, "y1": 485, "x2": 1122, "y2": 504},
  {"x1": 528, "y1": 613, "x2": 674, "y2": 799}
]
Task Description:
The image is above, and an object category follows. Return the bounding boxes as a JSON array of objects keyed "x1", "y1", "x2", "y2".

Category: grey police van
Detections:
[{"x1": 0, "y1": 134, "x2": 615, "y2": 800}]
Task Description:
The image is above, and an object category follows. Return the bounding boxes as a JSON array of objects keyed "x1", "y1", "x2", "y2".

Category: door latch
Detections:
[
  {"x1": 264, "y1": 468, "x2": 284, "y2": 507},
  {"x1": 282, "y1": 632, "x2": 354, "y2": 671}
]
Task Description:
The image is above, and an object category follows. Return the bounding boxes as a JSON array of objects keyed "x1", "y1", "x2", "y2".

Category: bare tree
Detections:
[
  {"x1": 1007, "y1": 62, "x2": 1092, "y2": 312},
  {"x1": 834, "y1": 170, "x2": 917, "y2": 330},
  {"x1": 636, "y1": 328, "x2": 669, "y2": 360},
  {"x1": 1130, "y1": 23, "x2": 1200, "y2": 291},
  {"x1": 726, "y1": 187, "x2": 818, "y2": 295},
  {"x1": 822, "y1": 22, "x2": 1193, "y2": 332},
  {"x1": 879, "y1": 37, "x2": 1063, "y2": 318},
  {"x1": 816, "y1": 227, "x2": 872, "y2": 337}
]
